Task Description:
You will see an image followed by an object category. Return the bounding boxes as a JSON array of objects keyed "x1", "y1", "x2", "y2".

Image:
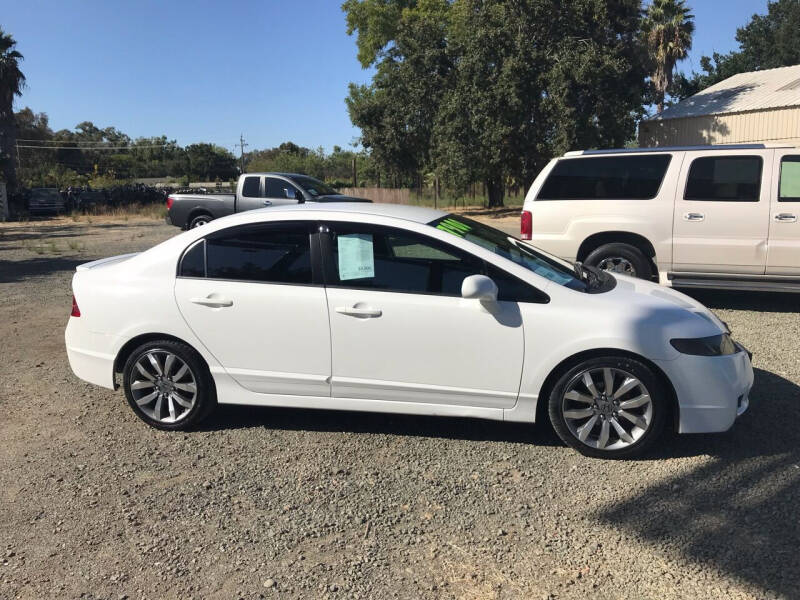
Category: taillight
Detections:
[
  {"x1": 520, "y1": 210, "x2": 532, "y2": 240},
  {"x1": 71, "y1": 295, "x2": 81, "y2": 317},
  {"x1": 166, "y1": 196, "x2": 174, "y2": 210}
]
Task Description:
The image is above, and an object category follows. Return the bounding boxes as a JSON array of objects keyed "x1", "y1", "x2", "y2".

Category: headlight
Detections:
[{"x1": 670, "y1": 333, "x2": 738, "y2": 356}]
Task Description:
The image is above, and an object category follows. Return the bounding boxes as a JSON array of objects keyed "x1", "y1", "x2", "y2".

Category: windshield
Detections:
[
  {"x1": 430, "y1": 215, "x2": 587, "y2": 290},
  {"x1": 291, "y1": 175, "x2": 338, "y2": 197}
]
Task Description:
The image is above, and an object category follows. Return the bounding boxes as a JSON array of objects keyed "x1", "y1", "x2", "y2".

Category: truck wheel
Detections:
[
  {"x1": 189, "y1": 214, "x2": 212, "y2": 229},
  {"x1": 584, "y1": 243, "x2": 652, "y2": 280}
]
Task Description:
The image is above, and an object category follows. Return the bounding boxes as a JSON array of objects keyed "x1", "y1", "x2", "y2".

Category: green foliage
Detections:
[
  {"x1": 675, "y1": 0, "x2": 800, "y2": 99},
  {"x1": 344, "y1": 0, "x2": 647, "y2": 206},
  {"x1": 246, "y1": 142, "x2": 375, "y2": 186}
]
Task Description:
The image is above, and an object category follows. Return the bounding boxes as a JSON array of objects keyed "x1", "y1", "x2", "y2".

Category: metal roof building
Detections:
[{"x1": 639, "y1": 64, "x2": 800, "y2": 147}]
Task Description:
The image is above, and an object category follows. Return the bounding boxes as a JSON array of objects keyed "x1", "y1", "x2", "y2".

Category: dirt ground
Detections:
[{"x1": 1, "y1": 214, "x2": 799, "y2": 600}]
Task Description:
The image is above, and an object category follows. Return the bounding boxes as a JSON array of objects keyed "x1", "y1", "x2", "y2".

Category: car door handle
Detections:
[
  {"x1": 263, "y1": 200, "x2": 272, "y2": 206},
  {"x1": 774, "y1": 213, "x2": 797, "y2": 222},
  {"x1": 335, "y1": 306, "x2": 382, "y2": 318},
  {"x1": 683, "y1": 212, "x2": 705, "y2": 222},
  {"x1": 190, "y1": 296, "x2": 233, "y2": 308}
]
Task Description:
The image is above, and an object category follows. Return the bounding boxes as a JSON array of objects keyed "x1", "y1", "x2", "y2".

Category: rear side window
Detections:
[
  {"x1": 684, "y1": 156, "x2": 762, "y2": 202},
  {"x1": 179, "y1": 223, "x2": 313, "y2": 284},
  {"x1": 537, "y1": 155, "x2": 671, "y2": 200},
  {"x1": 241, "y1": 176, "x2": 261, "y2": 198},
  {"x1": 779, "y1": 156, "x2": 800, "y2": 202}
]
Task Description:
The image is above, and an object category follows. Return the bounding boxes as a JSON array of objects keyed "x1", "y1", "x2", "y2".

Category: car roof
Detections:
[{"x1": 247, "y1": 202, "x2": 448, "y2": 225}]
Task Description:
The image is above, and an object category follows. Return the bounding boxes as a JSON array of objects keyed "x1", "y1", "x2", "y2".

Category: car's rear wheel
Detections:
[
  {"x1": 584, "y1": 243, "x2": 652, "y2": 280},
  {"x1": 547, "y1": 355, "x2": 667, "y2": 458},
  {"x1": 189, "y1": 214, "x2": 212, "y2": 229},
  {"x1": 122, "y1": 340, "x2": 216, "y2": 430}
]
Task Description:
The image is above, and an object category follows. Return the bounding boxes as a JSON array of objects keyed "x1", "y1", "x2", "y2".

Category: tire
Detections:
[
  {"x1": 188, "y1": 214, "x2": 213, "y2": 229},
  {"x1": 547, "y1": 355, "x2": 667, "y2": 459},
  {"x1": 122, "y1": 340, "x2": 216, "y2": 431},
  {"x1": 584, "y1": 243, "x2": 652, "y2": 280}
]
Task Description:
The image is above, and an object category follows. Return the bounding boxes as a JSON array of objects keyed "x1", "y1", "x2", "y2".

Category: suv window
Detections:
[
  {"x1": 684, "y1": 156, "x2": 762, "y2": 202},
  {"x1": 537, "y1": 155, "x2": 671, "y2": 201},
  {"x1": 779, "y1": 156, "x2": 800, "y2": 202},
  {"x1": 178, "y1": 223, "x2": 313, "y2": 284},
  {"x1": 325, "y1": 223, "x2": 546, "y2": 302},
  {"x1": 241, "y1": 176, "x2": 261, "y2": 198}
]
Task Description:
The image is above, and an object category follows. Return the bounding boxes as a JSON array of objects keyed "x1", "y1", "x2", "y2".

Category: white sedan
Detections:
[{"x1": 65, "y1": 204, "x2": 753, "y2": 458}]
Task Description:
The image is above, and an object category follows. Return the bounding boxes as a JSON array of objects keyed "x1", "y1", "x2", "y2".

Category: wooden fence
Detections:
[{"x1": 338, "y1": 187, "x2": 411, "y2": 204}]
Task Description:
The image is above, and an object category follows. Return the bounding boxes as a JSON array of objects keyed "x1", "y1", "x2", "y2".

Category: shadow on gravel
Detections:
[
  {"x1": 0, "y1": 256, "x2": 87, "y2": 283},
  {"x1": 0, "y1": 222, "x2": 162, "y2": 243},
  {"x1": 679, "y1": 288, "x2": 799, "y2": 314},
  {"x1": 200, "y1": 404, "x2": 563, "y2": 446},
  {"x1": 596, "y1": 368, "x2": 800, "y2": 598}
]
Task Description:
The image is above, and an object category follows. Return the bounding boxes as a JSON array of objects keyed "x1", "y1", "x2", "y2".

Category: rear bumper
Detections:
[
  {"x1": 65, "y1": 318, "x2": 117, "y2": 389},
  {"x1": 655, "y1": 348, "x2": 754, "y2": 434}
]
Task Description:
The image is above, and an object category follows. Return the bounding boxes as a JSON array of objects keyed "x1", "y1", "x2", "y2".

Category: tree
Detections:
[
  {"x1": 0, "y1": 29, "x2": 25, "y2": 193},
  {"x1": 641, "y1": 0, "x2": 694, "y2": 113},
  {"x1": 344, "y1": 0, "x2": 647, "y2": 206},
  {"x1": 675, "y1": 0, "x2": 800, "y2": 98}
]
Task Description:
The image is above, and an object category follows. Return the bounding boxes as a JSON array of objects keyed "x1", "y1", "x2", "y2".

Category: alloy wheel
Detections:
[
  {"x1": 130, "y1": 349, "x2": 197, "y2": 423},
  {"x1": 561, "y1": 367, "x2": 653, "y2": 451}
]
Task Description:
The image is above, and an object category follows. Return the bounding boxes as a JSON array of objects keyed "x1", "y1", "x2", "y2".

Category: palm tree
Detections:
[
  {"x1": 642, "y1": 0, "x2": 694, "y2": 113},
  {"x1": 0, "y1": 29, "x2": 25, "y2": 194}
]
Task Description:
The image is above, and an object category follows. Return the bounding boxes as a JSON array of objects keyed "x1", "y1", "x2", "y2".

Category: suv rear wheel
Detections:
[{"x1": 584, "y1": 243, "x2": 652, "y2": 280}]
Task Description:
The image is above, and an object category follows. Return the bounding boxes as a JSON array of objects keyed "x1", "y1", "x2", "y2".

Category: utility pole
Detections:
[{"x1": 238, "y1": 134, "x2": 248, "y2": 174}]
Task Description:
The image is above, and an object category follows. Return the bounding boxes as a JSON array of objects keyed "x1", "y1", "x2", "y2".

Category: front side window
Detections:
[
  {"x1": 537, "y1": 154, "x2": 671, "y2": 201},
  {"x1": 779, "y1": 156, "x2": 800, "y2": 202},
  {"x1": 325, "y1": 223, "x2": 548, "y2": 302},
  {"x1": 178, "y1": 222, "x2": 313, "y2": 284},
  {"x1": 241, "y1": 176, "x2": 261, "y2": 198},
  {"x1": 684, "y1": 156, "x2": 763, "y2": 202},
  {"x1": 265, "y1": 177, "x2": 300, "y2": 200},
  {"x1": 326, "y1": 224, "x2": 481, "y2": 295}
]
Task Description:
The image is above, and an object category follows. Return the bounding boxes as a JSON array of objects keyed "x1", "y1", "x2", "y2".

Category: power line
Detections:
[{"x1": 238, "y1": 134, "x2": 248, "y2": 173}]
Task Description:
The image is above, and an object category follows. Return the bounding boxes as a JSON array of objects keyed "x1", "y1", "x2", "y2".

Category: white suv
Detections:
[{"x1": 521, "y1": 145, "x2": 800, "y2": 292}]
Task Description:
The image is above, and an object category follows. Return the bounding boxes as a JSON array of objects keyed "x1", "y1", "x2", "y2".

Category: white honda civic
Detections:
[{"x1": 65, "y1": 204, "x2": 753, "y2": 458}]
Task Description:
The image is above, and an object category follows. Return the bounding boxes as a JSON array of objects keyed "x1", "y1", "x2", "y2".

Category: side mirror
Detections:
[
  {"x1": 283, "y1": 187, "x2": 296, "y2": 199},
  {"x1": 461, "y1": 274, "x2": 498, "y2": 302}
]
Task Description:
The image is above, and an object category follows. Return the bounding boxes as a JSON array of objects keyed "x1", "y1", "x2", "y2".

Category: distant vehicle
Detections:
[
  {"x1": 28, "y1": 188, "x2": 66, "y2": 215},
  {"x1": 166, "y1": 172, "x2": 370, "y2": 229},
  {"x1": 521, "y1": 144, "x2": 800, "y2": 293},
  {"x1": 65, "y1": 203, "x2": 753, "y2": 458},
  {"x1": 77, "y1": 190, "x2": 106, "y2": 210}
]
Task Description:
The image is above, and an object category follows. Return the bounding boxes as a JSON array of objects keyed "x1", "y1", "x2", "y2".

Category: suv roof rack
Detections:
[{"x1": 563, "y1": 143, "x2": 796, "y2": 157}]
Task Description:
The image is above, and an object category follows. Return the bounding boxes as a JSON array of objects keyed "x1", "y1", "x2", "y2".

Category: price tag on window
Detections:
[{"x1": 338, "y1": 234, "x2": 375, "y2": 280}]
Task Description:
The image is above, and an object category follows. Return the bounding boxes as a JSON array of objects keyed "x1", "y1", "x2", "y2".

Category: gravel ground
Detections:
[{"x1": 1, "y1": 215, "x2": 799, "y2": 600}]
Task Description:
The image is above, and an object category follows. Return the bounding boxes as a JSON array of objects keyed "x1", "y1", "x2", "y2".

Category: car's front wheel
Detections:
[
  {"x1": 122, "y1": 340, "x2": 216, "y2": 430},
  {"x1": 547, "y1": 355, "x2": 667, "y2": 458}
]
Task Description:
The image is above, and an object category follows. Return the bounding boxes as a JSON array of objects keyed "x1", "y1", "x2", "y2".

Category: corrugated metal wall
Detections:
[{"x1": 639, "y1": 107, "x2": 800, "y2": 147}]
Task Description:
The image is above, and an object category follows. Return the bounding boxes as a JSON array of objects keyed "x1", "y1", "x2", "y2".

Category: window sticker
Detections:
[
  {"x1": 436, "y1": 218, "x2": 472, "y2": 237},
  {"x1": 337, "y1": 233, "x2": 375, "y2": 280}
]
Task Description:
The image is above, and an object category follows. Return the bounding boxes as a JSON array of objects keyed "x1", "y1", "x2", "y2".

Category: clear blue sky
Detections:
[{"x1": 3, "y1": 0, "x2": 771, "y2": 153}]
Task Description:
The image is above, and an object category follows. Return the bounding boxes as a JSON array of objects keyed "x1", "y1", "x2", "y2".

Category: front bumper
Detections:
[{"x1": 655, "y1": 347, "x2": 754, "y2": 434}]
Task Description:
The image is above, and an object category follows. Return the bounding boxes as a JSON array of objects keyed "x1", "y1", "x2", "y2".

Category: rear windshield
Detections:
[
  {"x1": 430, "y1": 215, "x2": 586, "y2": 290},
  {"x1": 537, "y1": 154, "x2": 671, "y2": 201}
]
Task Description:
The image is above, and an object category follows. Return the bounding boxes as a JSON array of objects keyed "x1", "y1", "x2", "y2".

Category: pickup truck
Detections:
[{"x1": 166, "y1": 172, "x2": 370, "y2": 229}]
